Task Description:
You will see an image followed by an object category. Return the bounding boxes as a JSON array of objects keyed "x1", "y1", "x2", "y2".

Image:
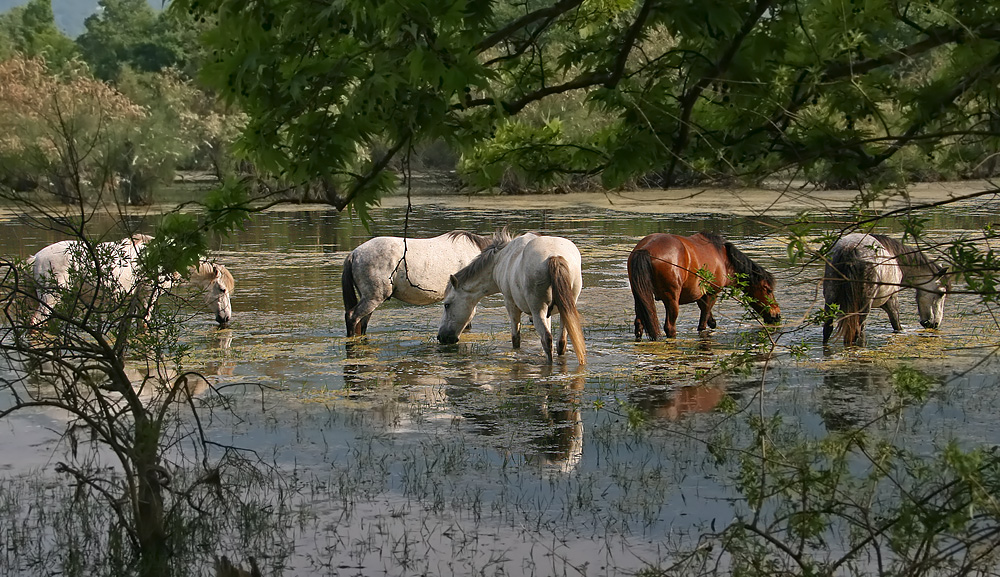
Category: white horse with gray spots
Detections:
[
  {"x1": 437, "y1": 230, "x2": 586, "y2": 365},
  {"x1": 823, "y1": 232, "x2": 950, "y2": 346},
  {"x1": 341, "y1": 231, "x2": 490, "y2": 336},
  {"x1": 27, "y1": 235, "x2": 234, "y2": 328}
]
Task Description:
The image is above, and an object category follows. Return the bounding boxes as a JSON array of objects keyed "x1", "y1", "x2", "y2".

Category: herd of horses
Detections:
[
  {"x1": 342, "y1": 229, "x2": 952, "y2": 364},
  {"x1": 24, "y1": 228, "x2": 951, "y2": 366}
]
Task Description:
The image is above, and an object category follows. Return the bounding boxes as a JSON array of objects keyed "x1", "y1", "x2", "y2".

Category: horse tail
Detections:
[
  {"x1": 628, "y1": 249, "x2": 660, "y2": 341},
  {"x1": 342, "y1": 254, "x2": 359, "y2": 336},
  {"x1": 828, "y1": 250, "x2": 876, "y2": 345},
  {"x1": 549, "y1": 256, "x2": 586, "y2": 365}
]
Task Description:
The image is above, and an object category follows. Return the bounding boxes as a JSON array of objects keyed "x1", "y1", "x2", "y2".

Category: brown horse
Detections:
[{"x1": 627, "y1": 232, "x2": 781, "y2": 340}]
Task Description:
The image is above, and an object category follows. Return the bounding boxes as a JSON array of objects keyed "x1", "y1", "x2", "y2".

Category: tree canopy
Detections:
[
  {"x1": 77, "y1": 0, "x2": 197, "y2": 81},
  {"x1": 171, "y1": 0, "x2": 1000, "y2": 217},
  {"x1": 0, "y1": 0, "x2": 77, "y2": 65}
]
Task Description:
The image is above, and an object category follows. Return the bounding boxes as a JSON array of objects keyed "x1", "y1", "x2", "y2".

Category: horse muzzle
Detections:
[
  {"x1": 216, "y1": 314, "x2": 231, "y2": 329},
  {"x1": 437, "y1": 331, "x2": 459, "y2": 345},
  {"x1": 920, "y1": 319, "x2": 939, "y2": 329}
]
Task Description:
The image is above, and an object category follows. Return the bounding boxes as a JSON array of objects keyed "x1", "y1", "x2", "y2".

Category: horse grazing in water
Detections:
[
  {"x1": 627, "y1": 232, "x2": 780, "y2": 340},
  {"x1": 823, "y1": 233, "x2": 950, "y2": 346},
  {"x1": 342, "y1": 231, "x2": 491, "y2": 336},
  {"x1": 27, "y1": 235, "x2": 235, "y2": 328},
  {"x1": 437, "y1": 230, "x2": 586, "y2": 365},
  {"x1": 187, "y1": 261, "x2": 235, "y2": 328}
]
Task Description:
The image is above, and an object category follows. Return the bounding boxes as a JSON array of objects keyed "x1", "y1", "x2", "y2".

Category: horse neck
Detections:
[
  {"x1": 457, "y1": 253, "x2": 502, "y2": 297},
  {"x1": 463, "y1": 262, "x2": 501, "y2": 297}
]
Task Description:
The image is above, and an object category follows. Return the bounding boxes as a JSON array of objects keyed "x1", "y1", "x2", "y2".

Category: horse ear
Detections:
[
  {"x1": 449, "y1": 274, "x2": 458, "y2": 288},
  {"x1": 212, "y1": 264, "x2": 221, "y2": 278}
]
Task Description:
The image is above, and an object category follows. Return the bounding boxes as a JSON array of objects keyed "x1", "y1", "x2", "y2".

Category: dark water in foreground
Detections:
[{"x1": 2, "y1": 195, "x2": 999, "y2": 575}]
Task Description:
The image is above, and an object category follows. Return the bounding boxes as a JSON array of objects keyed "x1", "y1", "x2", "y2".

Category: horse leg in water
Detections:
[
  {"x1": 662, "y1": 289, "x2": 681, "y2": 338},
  {"x1": 881, "y1": 293, "x2": 902, "y2": 332},
  {"x1": 346, "y1": 296, "x2": 383, "y2": 337},
  {"x1": 530, "y1": 308, "x2": 555, "y2": 362},
  {"x1": 696, "y1": 294, "x2": 718, "y2": 332},
  {"x1": 504, "y1": 299, "x2": 523, "y2": 348},
  {"x1": 822, "y1": 305, "x2": 835, "y2": 344}
]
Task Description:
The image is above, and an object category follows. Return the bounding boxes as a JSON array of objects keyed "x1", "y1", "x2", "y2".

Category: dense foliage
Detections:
[
  {"x1": 171, "y1": 0, "x2": 1000, "y2": 216},
  {"x1": 0, "y1": 0, "x2": 244, "y2": 204}
]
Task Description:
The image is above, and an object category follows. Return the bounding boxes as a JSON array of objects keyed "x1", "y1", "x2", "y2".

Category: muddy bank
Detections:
[{"x1": 380, "y1": 181, "x2": 998, "y2": 217}]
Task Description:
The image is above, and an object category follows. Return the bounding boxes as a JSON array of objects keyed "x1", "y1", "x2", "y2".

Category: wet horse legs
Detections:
[
  {"x1": 530, "y1": 310, "x2": 554, "y2": 363},
  {"x1": 662, "y1": 292, "x2": 680, "y2": 338},
  {"x1": 505, "y1": 300, "x2": 522, "y2": 349},
  {"x1": 696, "y1": 295, "x2": 717, "y2": 332},
  {"x1": 345, "y1": 297, "x2": 381, "y2": 337}
]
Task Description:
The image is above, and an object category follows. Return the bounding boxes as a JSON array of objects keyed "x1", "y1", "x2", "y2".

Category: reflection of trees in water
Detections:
[
  {"x1": 341, "y1": 345, "x2": 586, "y2": 472},
  {"x1": 17, "y1": 330, "x2": 238, "y2": 421}
]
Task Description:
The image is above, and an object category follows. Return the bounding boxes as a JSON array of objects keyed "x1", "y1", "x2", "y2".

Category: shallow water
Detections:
[{"x1": 2, "y1": 192, "x2": 1000, "y2": 575}]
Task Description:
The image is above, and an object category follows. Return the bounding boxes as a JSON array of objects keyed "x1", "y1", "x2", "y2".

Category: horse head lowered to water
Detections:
[
  {"x1": 27, "y1": 235, "x2": 235, "y2": 328},
  {"x1": 823, "y1": 233, "x2": 950, "y2": 346},
  {"x1": 187, "y1": 261, "x2": 235, "y2": 328},
  {"x1": 437, "y1": 230, "x2": 586, "y2": 365},
  {"x1": 627, "y1": 232, "x2": 780, "y2": 340},
  {"x1": 341, "y1": 231, "x2": 490, "y2": 336}
]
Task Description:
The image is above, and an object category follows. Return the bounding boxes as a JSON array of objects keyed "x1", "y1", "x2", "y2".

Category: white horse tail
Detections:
[
  {"x1": 548, "y1": 256, "x2": 586, "y2": 365},
  {"x1": 829, "y1": 249, "x2": 877, "y2": 345},
  {"x1": 342, "y1": 254, "x2": 360, "y2": 336}
]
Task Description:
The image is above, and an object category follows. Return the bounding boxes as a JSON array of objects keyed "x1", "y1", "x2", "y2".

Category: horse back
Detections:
[
  {"x1": 632, "y1": 233, "x2": 728, "y2": 302},
  {"x1": 349, "y1": 234, "x2": 485, "y2": 304}
]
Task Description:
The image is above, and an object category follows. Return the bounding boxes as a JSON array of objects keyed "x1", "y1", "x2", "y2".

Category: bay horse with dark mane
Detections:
[{"x1": 627, "y1": 232, "x2": 781, "y2": 340}]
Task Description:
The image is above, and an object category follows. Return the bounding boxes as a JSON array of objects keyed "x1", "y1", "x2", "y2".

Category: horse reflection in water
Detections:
[
  {"x1": 628, "y1": 378, "x2": 728, "y2": 421},
  {"x1": 820, "y1": 367, "x2": 908, "y2": 432},
  {"x1": 342, "y1": 351, "x2": 586, "y2": 473},
  {"x1": 26, "y1": 235, "x2": 235, "y2": 329}
]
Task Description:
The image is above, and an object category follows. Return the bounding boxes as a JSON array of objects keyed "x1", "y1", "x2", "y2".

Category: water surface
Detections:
[{"x1": 2, "y1": 191, "x2": 999, "y2": 575}]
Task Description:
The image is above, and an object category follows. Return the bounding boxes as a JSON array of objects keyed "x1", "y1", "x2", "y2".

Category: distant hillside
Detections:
[{"x1": 0, "y1": 1, "x2": 164, "y2": 37}]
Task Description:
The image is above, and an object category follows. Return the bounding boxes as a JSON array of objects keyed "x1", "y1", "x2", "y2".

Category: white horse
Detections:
[
  {"x1": 186, "y1": 261, "x2": 235, "y2": 328},
  {"x1": 341, "y1": 231, "x2": 490, "y2": 336},
  {"x1": 27, "y1": 235, "x2": 235, "y2": 328},
  {"x1": 437, "y1": 230, "x2": 586, "y2": 364},
  {"x1": 823, "y1": 233, "x2": 950, "y2": 346}
]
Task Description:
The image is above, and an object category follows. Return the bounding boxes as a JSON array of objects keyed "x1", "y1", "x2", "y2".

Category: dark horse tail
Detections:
[
  {"x1": 342, "y1": 254, "x2": 359, "y2": 336},
  {"x1": 827, "y1": 250, "x2": 876, "y2": 345},
  {"x1": 548, "y1": 256, "x2": 586, "y2": 364},
  {"x1": 628, "y1": 249, "x2": 660, "y2": 341}
]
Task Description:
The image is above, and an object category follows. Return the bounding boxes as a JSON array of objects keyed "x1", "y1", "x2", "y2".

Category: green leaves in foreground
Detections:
[{"x1": 149, "y1": 182, "x2": 249, "y2": 274}]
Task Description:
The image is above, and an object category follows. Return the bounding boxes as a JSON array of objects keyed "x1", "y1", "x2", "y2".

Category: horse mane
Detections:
[
  {"x1": 869, "y1": 234, "x2": 950, "y2": 289},
  {"x1": 446, "y1": 230, "x2": 491, "y2": 251},
  {"x1": 699, "y1": 232, "x2": 776, "y2": 288},
  {"x1": 189, "y1": 262, "x2": 235, "y2": 291},
  {"x1": 697, "y1": 231, "x2": 727, "y2": 249},
  {"x1": 453, "y1": 228, "x2": 512, "y2": 285},
  {"x1": 870, "y1": 234, "x2": 941, "y2": 272}
]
